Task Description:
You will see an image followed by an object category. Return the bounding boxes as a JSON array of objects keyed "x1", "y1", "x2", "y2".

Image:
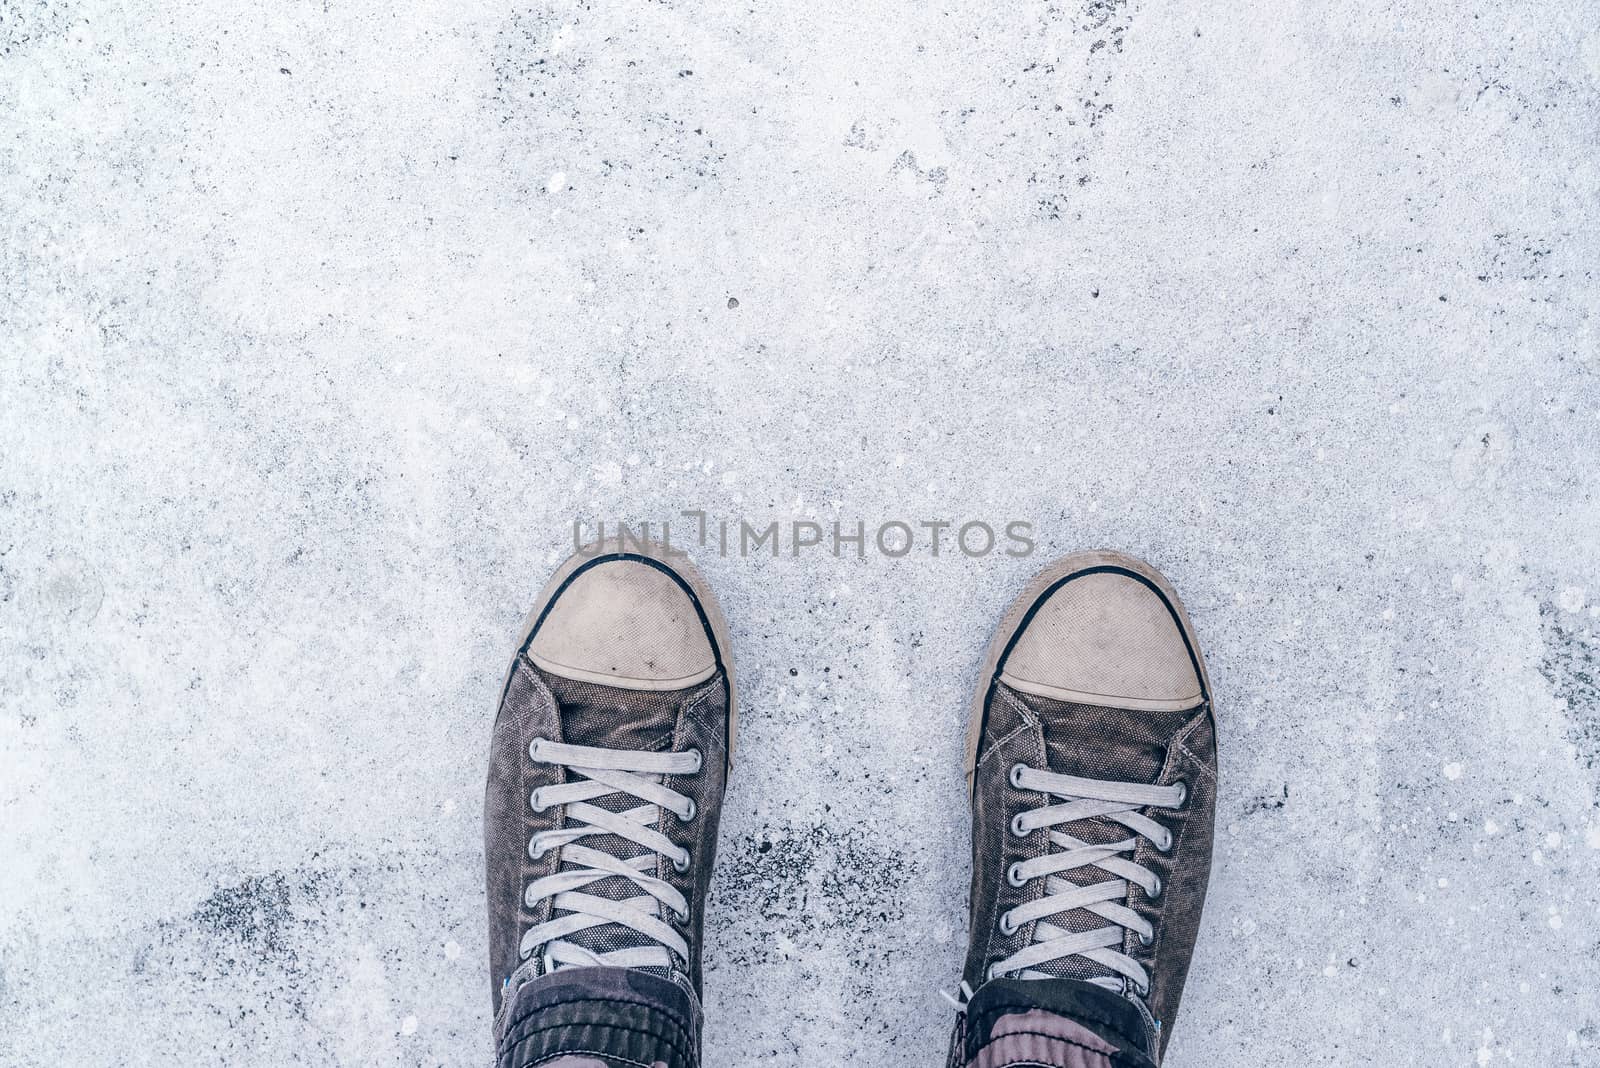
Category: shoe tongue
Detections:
[
  {"x1": 964, "y1": 977, "x2": 1155, "y2": 1063},
  {"x1": 1001, "y1": 685, "x2": 1196, "y2": 985},
  {"x1": 1027, "y1": 694, "x2": 1186, "y2": 785},
  {"x1": 534, "y1": 668, "x2": 686, "y2": 978},
  {"x1": 538, "y1": 669, "x2": 681, "y2": 753}
]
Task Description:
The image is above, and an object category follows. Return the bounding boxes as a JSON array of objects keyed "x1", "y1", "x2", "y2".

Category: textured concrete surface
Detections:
[{"x1": 3, "y1": 1, "x2": 1599, "y2": 1065}]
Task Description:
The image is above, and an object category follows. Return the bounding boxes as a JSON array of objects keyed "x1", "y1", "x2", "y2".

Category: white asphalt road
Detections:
[{"x1": 3, "y1": 2, "x2": 1598, "y2": 1064}]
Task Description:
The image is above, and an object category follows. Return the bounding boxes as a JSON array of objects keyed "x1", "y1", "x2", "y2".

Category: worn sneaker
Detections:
[
  {"x1": 484, "y1": 539, "x2": 736, "y2": 1031},
  {"x1": 956, "y1": 550, "x2": 1217, "y2": 1065}
]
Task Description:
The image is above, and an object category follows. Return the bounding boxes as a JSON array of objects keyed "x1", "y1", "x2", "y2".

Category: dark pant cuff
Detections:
[
  {"x1": 497, "y1": 967, "x2": 701, "y2": 1068},
  {"x1": 957, "y1": 978, "x2": 1158, "y2": 1068}
]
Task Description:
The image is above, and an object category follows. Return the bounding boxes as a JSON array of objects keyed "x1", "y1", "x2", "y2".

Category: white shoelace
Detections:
[
  {"x1": 987, "y1": 764, "x2": 1187, "y2": 997},
  {"x1": 519, "y1": 738, "x2": 703, "y2": 973}
]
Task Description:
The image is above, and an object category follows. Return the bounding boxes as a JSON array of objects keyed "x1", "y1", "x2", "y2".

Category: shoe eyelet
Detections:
[
  {"x1": 527, "y1": 738, "x2": 546, "y2": 761},
  {"x1": 686, "y1": 748, "x2": 704, "y2": 773},
  {"x1": 672, "y1": 852, "x2": 691, "y2": 873},
  {"x1": 1010, "y1": 814, "x2": 1030, "y2": 838},
  {"x1": 1173, "y1": 780, "x2": 1189, "y2": 809},
  {"x1": 680, "y1": 798, "x2": 697, "y2": 821},
  {"x1": 1147, "y1": 875, "x2": 1162, "y2": 899},
  {"x1": 1008, "y1": 763, "x2": 1028, "y2": 789},
  {"x1": 998, "y1": 911, "x2": 1018, "y2": 935},
  {"x1": 528, "y1": 789, "x2": 546, "y2": 813},
  {"x1": 1138, "y1": 929, "x2": 1154, "y2": 947},
  {"x1": 1006, "y1": 863, "x2": 1027, "y2": 888},
  {"x1": 1156, "y1": 831, "x2": 1174, "y2": 854},
  {"x1": 527, "y1": 838, "x2": 545, "y2": 862}
]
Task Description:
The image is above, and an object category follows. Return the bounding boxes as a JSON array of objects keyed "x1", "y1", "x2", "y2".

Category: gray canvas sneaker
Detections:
[
  {"x1": 958, "y1": 550, "x2": 1217, "y2": 1064},
  {"x1": 484, "y1": 539, "x2": 736, "y2": 1025}
]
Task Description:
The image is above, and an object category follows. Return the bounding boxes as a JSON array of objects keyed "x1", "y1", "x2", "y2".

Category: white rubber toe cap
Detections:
[
  {"x1": 999, "y1": 570, "x2": 1204, "y2": 712},
  {"x1": 527, "y1": 559, "x2": 717, "y2": 690}
]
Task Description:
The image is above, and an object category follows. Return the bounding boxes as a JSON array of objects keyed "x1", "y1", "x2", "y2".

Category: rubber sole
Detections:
[
  {"x1": 498, "y1": 539, "x2": 739, "y2": 767},
  {"x1": 963, "y1": 548, "x2": 1213, "y2": 794}
]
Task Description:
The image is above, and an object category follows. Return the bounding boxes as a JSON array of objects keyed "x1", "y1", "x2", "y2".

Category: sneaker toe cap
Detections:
[
  {"x1": 527, "y1": 558, "x2": 718, "y2": 689},
  {"x1": 999, "y1": 570, "x2": 1204, "y2": 710}
]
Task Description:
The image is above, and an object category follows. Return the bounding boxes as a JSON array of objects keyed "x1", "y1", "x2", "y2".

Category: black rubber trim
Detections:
[
  {"x1": 500, "y1": 552, "x2": 733, "y2": 767},
  {"x1": 978, "y1": 564, "x2": 1209, "y2": 754}
]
